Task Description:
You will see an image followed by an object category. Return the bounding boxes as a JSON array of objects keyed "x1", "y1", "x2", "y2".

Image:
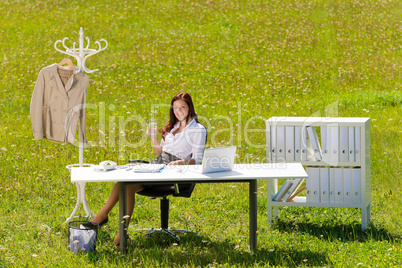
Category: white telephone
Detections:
[{"x1": 95, "y1": 160, "x2": 117, "y2": 171}]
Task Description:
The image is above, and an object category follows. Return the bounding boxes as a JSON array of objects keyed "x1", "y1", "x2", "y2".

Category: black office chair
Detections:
[{"x1": 129, "y1": 126, "x2": 207, "y2": 241}]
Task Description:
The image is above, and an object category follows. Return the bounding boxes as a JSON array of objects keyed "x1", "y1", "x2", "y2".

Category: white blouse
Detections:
[{"x1": 160, "y1": 118, "x2": 207, "y2": 164}]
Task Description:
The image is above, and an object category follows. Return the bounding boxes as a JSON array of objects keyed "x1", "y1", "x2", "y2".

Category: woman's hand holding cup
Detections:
[{"x1": 147, "y1": 123, "x2": 157, "y2": 137}]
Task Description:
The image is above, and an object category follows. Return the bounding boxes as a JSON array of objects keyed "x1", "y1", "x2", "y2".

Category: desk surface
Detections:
[{"x1": 71, "y1": 163, "x2": 307, "y2": 183}]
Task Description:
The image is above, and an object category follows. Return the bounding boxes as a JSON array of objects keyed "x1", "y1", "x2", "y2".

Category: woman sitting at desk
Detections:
[{"x1": 86, "y1": 92, "x2": 207, "y2": 245}]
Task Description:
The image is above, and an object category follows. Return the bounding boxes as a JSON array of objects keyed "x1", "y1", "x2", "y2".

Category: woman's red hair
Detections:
[{"x1": 161, "y1": 92, "x2": 198, "y2": 139}]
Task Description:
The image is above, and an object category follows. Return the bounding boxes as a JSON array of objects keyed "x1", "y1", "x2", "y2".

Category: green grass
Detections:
[{"x1": 1, "y1": 0, "x2": 402, "y2": 267}]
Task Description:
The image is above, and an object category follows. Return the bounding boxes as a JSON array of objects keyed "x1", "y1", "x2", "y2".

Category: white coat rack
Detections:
[
  {"x1": 54, "y1": 27, "x2": 108, "y2": 73},
  {"x1": 56, "y1": 28, "x2": 108, "y2": 223}
]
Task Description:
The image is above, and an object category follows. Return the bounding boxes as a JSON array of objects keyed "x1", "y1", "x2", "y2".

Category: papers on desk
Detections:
[{"x1": 130, "y1": 164, "x2": 166, "y2": 173}]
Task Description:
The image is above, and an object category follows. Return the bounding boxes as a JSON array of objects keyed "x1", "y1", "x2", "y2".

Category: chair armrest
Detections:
[{"x1": 128, "y1": 159, "x2": 150, "y2": 164}]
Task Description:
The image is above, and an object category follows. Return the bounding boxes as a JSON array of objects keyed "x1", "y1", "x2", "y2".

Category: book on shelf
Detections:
[
  {"x1": 272, "y1": 180, "x2": 293, "y2": 201},
  {"x1": 281, "y1": 178, "x2": 306, "y2": 202},
  {"x1": 287, "y1": 186, "x2": 306, "y2": 202}
]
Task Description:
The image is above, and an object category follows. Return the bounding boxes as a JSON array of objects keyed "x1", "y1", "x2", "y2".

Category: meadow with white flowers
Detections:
[{"x1": 0, "y1": 0, "x2": 401, "y2": 267}]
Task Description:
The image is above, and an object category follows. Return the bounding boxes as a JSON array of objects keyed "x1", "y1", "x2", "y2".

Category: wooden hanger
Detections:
[{"x1": 58, "y1": 58, "x2": 74, "y2": 70}]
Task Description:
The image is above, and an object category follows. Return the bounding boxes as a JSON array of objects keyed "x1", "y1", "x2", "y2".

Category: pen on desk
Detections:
[{"x1": 158, "y1": 167, "x2": 165, "y2": 173}]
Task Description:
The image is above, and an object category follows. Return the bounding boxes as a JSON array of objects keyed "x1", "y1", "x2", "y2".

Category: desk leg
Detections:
[
  {"x1": 119, "y1": 182, "x2": 127, "y2": 254},
  {"x1": 249, "y1": 179, "x2": 257, "y2": 251}
]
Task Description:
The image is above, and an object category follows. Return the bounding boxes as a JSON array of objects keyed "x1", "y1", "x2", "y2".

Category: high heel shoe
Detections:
[
  {"x1": 99, "y1": 216, "x2": 109, "y2": 227},
  {"x1": 82, "y1": 216, "x2": 109, "y2": 229}
]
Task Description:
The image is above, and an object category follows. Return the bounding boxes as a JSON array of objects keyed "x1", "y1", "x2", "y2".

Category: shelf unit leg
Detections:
[
  {"x1": 267, "y1": 206, "x2": 279, "y2": 226},
  {"x1": 361, "y1": 204, "x2": 371, "y2": 231},
  {"x1": 267, "y1": 206, "x2": 273, "y2": 225},
  {"x1": 273, "y1": 207, "x2": 278, "y2": 220},
  {"x1": 267, "y1": 179, "x2": 279, "y2": 226}
]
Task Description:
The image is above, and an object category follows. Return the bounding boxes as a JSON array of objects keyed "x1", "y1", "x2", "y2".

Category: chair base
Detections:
[
  {"x1": 135, "y1": 197, "x2": 197, "y2": 242},
  {"x1": 137, "y1": 227, "x2": 196, "y2": 242}
]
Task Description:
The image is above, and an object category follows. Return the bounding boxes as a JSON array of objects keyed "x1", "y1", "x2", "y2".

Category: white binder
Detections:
[
  {"x1": 294, "y1": 126, "x2": 301, "y2": 162},
  {"x1": 320, "y1": 167, "x2": 330, "y2": 203},
  {"x1": 329, "y1": 168, "x2": 336, "y2": 203},
  {"x1": 285, "y1": 126, "x2": 295, "y2": 161},
  {"x1": 271, "y1": 125, "x2": 277, "y2": 161},
  {"x1": 343, "y1": 168, "x2": 353, "y2": 203},
  {"x1": 335, "y1": 168, "x2": 344, "y2": 203},
  {"x1": 355, "y1": 127, "x2": 361, "y2": 163},
  {"x1": 348, "y1": 127, "x2": 356, "y2": 162},
  {"x1": 310, "y1": 167, "x2": 320, "y2": 203},
  {"x1": 276, "y1": 126, "x2": 285, "y2": 161},
  {"x1": 353, "y1": 168, "x2": 361, "y2": 204},
  {"x1": 306, "y1": 167, "x2": 312, "y2": 202},
  {"x1": 321, "y1": 126, "x2": 330, "y2": 164},
  {"x1": 330, "y1": 126, "x2": 339, "y2": 164},
  {"x1": 266, "y1": 124, "x2": 272, "y2": 162},
  {"x1": 340, "y1": 126, "x2": 349, "y2": 163},
  {"x1": 301, "y1": 127, "x2": 308, "y2": 161},
  {"x1": 306, "y1": 127, "x2": 322, "y2": 161}
]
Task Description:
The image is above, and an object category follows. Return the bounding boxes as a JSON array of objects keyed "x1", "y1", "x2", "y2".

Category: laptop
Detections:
[{"x1": 201, "y1": 146, "x2": 237, "y2": 173}]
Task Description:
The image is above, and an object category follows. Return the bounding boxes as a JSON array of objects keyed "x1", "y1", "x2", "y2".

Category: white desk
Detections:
[{"x1": 71, "y1": 163, "x2": 307, "y2": 253}]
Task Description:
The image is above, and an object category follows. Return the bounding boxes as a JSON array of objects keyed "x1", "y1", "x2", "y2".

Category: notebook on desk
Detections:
[{"x1": 200, "y1": 146, "x2": 237, "y2": 173}]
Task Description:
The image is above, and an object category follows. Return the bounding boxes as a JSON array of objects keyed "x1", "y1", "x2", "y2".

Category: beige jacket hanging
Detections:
[{"x1": 30, "y1": 63, "x2": 89, "y2": 144}]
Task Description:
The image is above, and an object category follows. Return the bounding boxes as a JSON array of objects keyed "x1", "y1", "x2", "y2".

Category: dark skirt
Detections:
[
  {"x1": 139, "y1": 151, "x2": 182, "y2": 194},
  {"x1": 150, "y1": 151, "x2": 181, "y2": 164}
]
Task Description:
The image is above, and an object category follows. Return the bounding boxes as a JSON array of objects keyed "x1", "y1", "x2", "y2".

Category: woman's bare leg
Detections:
[
  {"x1": 90, "y1": 182, "x2": 120, "y2": 224},
  {"x1": 90, "y1": 182, "x2": 144, "y2": 244}
]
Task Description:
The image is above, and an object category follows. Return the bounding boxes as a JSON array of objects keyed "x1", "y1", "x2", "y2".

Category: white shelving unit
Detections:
[{"x1": 266, "y1": 117, "x2": 371, "y2": 230}]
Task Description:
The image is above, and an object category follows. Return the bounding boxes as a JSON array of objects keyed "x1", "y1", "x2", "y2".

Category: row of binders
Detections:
[
  {"x1": 306, "y1": 167, "x2": 361, "y2": 204},
  {"x1": 268, "y1": 125, "x2": 361, "y2": 163}
]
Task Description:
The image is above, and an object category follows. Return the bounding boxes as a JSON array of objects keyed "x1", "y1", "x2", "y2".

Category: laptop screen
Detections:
[{"x1": 201, "y1": 146, "x2": 237, "y2": 173}]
